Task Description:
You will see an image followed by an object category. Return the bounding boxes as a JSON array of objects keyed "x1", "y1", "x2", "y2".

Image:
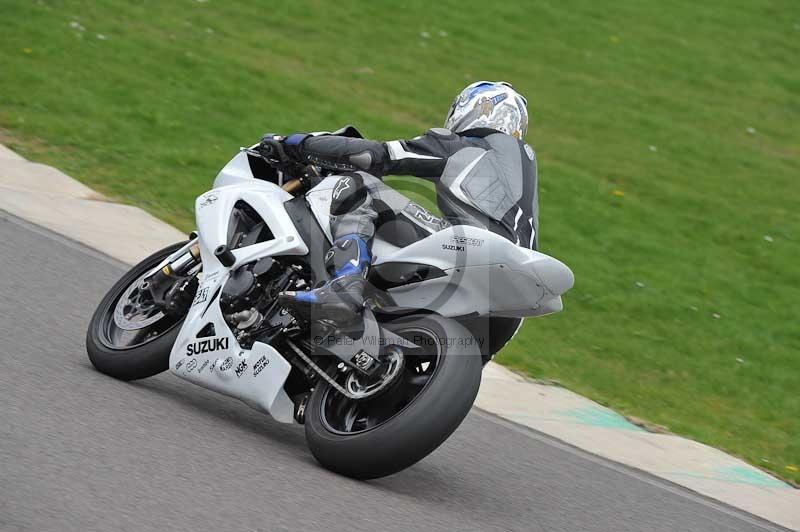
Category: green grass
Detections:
[{"x1": 2, "y1": 0, "x2": 798, "y2": 483}]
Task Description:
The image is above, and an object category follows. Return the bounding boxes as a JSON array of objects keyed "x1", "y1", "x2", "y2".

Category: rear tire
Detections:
[
  {"x1": 86, "y1": 242, "x2": 188, "y2": 381},
  {"x1": 304, "y1": 314, "x2": 483, "y2": 479}
]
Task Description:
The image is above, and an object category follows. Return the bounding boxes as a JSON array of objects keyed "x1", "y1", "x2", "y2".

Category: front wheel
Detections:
[
  {"x1": 304, "y1": 314, "x2": 483, "y2": 479},
  {"x1": 86, "y1": 242, "x2": 189, "y2": 381}
]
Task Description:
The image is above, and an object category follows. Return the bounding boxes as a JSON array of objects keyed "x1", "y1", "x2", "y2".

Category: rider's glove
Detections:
[
  {"x1": 282, "y1": 133, "x2": 310, "y2": 160},
  {"x1": 257, "y1": 133, "x2": 309, "y2": 166}
]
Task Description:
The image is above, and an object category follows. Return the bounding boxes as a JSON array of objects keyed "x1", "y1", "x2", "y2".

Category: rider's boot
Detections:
[{"x1": 278, "y1": 234, "x2": 370, "y2": 325}]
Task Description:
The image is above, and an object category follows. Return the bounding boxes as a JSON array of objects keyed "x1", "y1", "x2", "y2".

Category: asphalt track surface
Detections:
[{"x1": 0, "y1": 211, "x2": 788, "y2": 532}]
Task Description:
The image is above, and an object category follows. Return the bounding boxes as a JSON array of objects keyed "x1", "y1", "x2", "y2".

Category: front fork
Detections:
[{"x1": 143, "y1": 238, "x2": 203, "y2": 315}]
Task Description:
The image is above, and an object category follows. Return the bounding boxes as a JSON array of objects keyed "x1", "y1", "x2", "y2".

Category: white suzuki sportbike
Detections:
[{"x1": 87, "y1": 127, "x2": 573, "y2": 479}]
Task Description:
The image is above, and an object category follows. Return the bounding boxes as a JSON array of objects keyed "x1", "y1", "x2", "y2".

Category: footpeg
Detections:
[{"x1": 293, "y1": 393, "x2": 310, "y2": 424}]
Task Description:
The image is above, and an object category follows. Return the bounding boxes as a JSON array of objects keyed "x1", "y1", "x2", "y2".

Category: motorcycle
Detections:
[{"x1": 86, "y1": 127, "x2": 574, "y2": 479}]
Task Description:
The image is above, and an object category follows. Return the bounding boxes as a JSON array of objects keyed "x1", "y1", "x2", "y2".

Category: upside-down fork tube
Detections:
[
  {"x1": 162, "y1": 243, "x2": 201, "y2": 276},
  {"x1": 281, "y1": 178, "x2": 303, "y2": 193},
  {"x1": 144, "y1": 243, "x2": 202, "y2": 307}
]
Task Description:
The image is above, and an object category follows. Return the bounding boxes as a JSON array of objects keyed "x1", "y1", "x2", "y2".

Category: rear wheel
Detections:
[
  {"x1": 304, "y1": 314, "x2": 483, "y2": 479},
  {"x1": 86, "y1": 242, "x2": 189, "y2": 381}
]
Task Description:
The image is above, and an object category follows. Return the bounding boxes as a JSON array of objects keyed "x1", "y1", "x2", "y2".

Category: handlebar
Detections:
[
  {"x1": 244, "y1": 138, "x2": 328, "y2": 196},
  {"x1": 256, "y1": 139, "x2": 281, "y2": 159}
]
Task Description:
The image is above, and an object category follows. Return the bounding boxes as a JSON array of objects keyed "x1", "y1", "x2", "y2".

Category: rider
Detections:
[{"x1": 267, "y1": 81, "x2": 538, "y2": 325}]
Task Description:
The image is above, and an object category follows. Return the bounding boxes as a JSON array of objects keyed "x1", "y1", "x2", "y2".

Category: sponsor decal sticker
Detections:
[
  {"x1": 192, "y1": 287, "x2": 209, "y2": 307},
  {"x1": 186, "y1": 359, "x2": 197, "y2": 372},
  {"x1": 186, "y1": 337, "x2": 228, "y2": 356},
  {"x1": 198, "y1": 359, "x2": 210, "y2": 373},
  {"x1": 199, "y1": 193, "x2": 218, "y2": 207},
  {"x1": 253, "y1": 355, "x2": 269, "y2": 377},
  {"x1": 203, "y1": 270, "x2": 221, "y2": 283},
  {"x1": 524, "y1": 143, "x2": 535, "y2": 161},
  {"x1": 411, "y1": 206, "x2": 436, "y2": 224},
  {"x1": 403, "y1": 202, "x2": 450, "y2": 231},
  {"x1": 332, "y1": 177, "x2": 351, "y2": 200},
  {"x1": 175, "y1": 358, "x2": 185, "y2": 371},
  {"x1": 451, "y1": 236, "x2": 483, "y2": 247},
  {"x1": 441, "y1": 243, "x2": 465, "y2": 252},
  {"x1": 220, "y1": 357, "x2": 233, "y2": 371},
  {"x1": 234, "y1": 360, "x2": 248, "y2": 378}
]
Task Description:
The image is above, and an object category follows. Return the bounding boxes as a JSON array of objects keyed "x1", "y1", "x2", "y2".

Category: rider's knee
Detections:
[{"x1": 330, "y1": 174, "x2": 369, "y2": 216}]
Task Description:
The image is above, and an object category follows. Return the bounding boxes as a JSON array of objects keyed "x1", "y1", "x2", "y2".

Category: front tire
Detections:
[
  {"x1": 304, "y1": 314, "x2": 483, "y2": 479},
  {"x1": 86, "y1": 242, "x2": 188, "y2": 381}
]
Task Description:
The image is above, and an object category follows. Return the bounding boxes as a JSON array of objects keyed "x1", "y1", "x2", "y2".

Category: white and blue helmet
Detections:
[{"x1": 444, "y1": 81, "x2": 529, "y2": 139}]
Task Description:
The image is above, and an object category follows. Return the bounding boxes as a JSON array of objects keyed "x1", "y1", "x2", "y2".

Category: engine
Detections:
[
  {"x1": 220, "y1": 258, "x2": 277, "y2": 313},
  {"x1": 219, "y1": 257, "x2": 298, "y2": 346}
]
